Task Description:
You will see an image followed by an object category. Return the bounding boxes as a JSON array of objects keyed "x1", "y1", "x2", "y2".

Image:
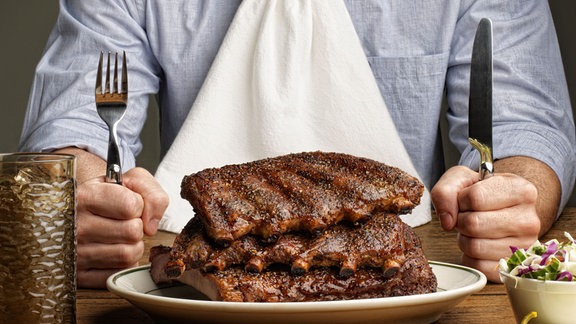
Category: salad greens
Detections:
[{"x1": 499, "y1": 232, "x2": 576, "y2": 281}]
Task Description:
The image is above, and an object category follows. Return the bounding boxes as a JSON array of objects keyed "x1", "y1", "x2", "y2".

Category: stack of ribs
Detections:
[{"x1": 150, "y1": 151, "x2": 437, "y2": 302}]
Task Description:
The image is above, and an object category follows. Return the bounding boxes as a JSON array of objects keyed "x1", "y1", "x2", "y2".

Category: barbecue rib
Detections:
[
  {"x1": 180, "y1": 151, "x2": 424, "y2": 246},
  {"x1": 164, "y1": 212, "x2": 414, "y2": 278},
  {"x1": 149, "y1": 151, "x2": 435, "y2": 302},
  {"x1": 150, "y1": 215, "x2": 436, "y2": 302}
]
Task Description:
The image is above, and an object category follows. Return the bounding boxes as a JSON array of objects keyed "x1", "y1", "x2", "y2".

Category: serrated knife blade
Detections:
[{"x1": 468, "y1": 18, "x2": 494, "y2": 180}]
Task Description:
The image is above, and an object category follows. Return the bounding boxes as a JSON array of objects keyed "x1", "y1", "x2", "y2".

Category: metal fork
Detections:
[{"x1": 95, "y1": 51, "x2": 128, "y2": 184}]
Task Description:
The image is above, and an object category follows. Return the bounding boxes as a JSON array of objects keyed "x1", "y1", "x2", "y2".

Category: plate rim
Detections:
[{"x1": 106, "y1": 260, "x2": 487, "y2": 311}]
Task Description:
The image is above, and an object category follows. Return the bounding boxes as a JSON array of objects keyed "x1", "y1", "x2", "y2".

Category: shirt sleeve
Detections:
[
  {"x1": 18, "y1": 0, "x2": 161, "y2": 170},
  {"x1": 445, "y1": 0, "x2": 576, "y2": 212},
  {"x1": 447, "y1": 0, "x2": 576, "y2": 211}
]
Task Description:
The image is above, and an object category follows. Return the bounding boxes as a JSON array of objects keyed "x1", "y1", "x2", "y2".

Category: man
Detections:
[{"x1": 19, "y1": 0, "x2": 575, "y2": 287}]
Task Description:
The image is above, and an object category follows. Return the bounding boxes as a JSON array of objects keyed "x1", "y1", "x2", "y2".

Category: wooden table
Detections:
[{"x1": 76, "y1": 208, "x2": 576, "y2": 323}]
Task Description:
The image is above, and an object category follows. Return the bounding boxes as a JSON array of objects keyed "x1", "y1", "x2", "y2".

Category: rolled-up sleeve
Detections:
[
  {"x1": 444, "y1": 0, "x2": 576, "y2": 211},
  {"x1": 19, "y1": 0, "x2": 160, "y2": 170}
]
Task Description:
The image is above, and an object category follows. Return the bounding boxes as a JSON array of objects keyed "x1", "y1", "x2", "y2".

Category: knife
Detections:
[{"x1": 468, "y1": 18, "x2": 494, "y2": 180}]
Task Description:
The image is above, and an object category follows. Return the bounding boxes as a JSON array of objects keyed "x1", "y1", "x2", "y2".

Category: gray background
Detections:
[{"x1": 1, "y1": 1, "x2": 575, "y2": 206}]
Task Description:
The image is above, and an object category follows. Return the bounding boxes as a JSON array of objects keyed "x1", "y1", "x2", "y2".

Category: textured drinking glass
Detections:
[{"x1": 0, "y1": 153, "x2": 76, "y2": 324}]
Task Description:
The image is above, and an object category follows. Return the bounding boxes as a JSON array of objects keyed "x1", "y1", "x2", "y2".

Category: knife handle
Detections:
[
  {"x1": 468, "y1": 137, "x2": 494, "y2": 180},
  {"x1": 479, "y1": 161, "x2": 494, "y2": 180}
]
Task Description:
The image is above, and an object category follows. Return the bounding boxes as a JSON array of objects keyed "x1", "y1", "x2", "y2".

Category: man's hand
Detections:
[
  {"x1": 76, "y1": 167, "x2": 168, "y2": 288},
  {"x1": 431, "y1": 156, "x2": 560, "y2": 282},
  {"x1": 55, "y1": 148, "x2": 169, "y2": 288}
]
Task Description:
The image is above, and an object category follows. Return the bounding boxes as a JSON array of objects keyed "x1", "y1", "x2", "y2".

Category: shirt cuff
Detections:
[{"x1": 459, "y1": 124, "x2": 576, "y2": 217}]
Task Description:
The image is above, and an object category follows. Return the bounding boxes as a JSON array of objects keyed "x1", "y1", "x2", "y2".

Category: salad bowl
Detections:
[
  {"x1": 499, "y1": 270, "x2": 576, "y2": 323},
  {"x1": 499, "y1": 233, "x2": 576, "y2": 324}
]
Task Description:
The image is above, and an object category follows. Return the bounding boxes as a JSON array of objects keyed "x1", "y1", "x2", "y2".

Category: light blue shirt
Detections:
[{"x1": 19, "y1": 0, "x2": 576, "y2": 209}]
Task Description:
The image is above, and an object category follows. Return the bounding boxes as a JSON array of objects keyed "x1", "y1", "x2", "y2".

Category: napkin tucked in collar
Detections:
[{"x1": 155, "y1": 0, "x2": 431, "y2": 233}]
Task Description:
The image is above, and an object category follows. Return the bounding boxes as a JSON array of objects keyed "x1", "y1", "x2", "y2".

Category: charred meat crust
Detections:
[
  {"x1": 180, "y1": 151, "x2": 424, "y2": 246},
  {"x1": 150, "y1": 151, "x2": 436, "y2": 302},
  {"x1": 150, "y1": 218, "x2": 437, "y2": 302},
  {"x1": 166, "y1": 212, "x2": 414, "y2": 279}
]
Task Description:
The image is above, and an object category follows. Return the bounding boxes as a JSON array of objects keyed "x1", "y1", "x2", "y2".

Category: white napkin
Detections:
[{"x1": 155, "y1": 0, "x2": 431, "y2": 233}]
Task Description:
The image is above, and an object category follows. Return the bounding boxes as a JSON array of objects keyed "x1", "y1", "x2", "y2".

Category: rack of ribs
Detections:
[
  {"x1": 180, "y1": 151, "x2": 424, "y2": 246},
  {"x1": 150, "y1": 151, "x2": 436, "y2": 302},
  {"x1": 163, "y1": 212, "x2": 415, "y2": 279},
  {"x1": 150, "y1": 212, "x2": 436, "y2": 302}
]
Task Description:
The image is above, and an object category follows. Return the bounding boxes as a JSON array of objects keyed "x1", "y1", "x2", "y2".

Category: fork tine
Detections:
[
  {"x1": 96, "y1": 52, "x2": 103, "y2": 94},
  {"x1": 113, "y1": 52, "x2": 119, "y2": 94},
  {"x1": 121, "y1": 51, "x2": 128, "y2": 95},
  {"x1": 105, "y1": 52, "x2": 111, "y2": 94}
]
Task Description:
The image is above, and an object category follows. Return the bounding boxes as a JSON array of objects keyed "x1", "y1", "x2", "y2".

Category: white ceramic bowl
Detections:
[{"x1": 499, "y1": 270, "x2": 576, "y2": 324}]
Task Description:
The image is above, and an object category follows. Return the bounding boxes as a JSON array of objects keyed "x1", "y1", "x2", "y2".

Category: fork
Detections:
[{"x1": 95, "y1": 51, "x2": 128, "y2": 184}]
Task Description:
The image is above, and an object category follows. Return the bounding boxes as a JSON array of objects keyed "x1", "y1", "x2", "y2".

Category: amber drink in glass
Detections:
[{"x1": 0, "y1": 153, "x2": 76, "y2": 324}]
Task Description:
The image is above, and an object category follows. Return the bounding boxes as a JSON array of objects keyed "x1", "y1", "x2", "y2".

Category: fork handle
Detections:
[
  {"x1": 106, "y1": 128, "x2": 123, "y2": 185},
  {"x1": 106, "y1": 162, "x2": 122, "y2": 184}
]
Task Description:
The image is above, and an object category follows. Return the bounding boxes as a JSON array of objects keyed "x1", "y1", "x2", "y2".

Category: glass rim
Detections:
[{"x1": 0, "y1": 152, "x2": 76, "y2": 163}]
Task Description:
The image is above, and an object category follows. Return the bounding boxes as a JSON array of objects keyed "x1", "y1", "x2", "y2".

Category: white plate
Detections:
[{"x1": 107, "y1": 261, "x2": 486, "y2": 324}]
